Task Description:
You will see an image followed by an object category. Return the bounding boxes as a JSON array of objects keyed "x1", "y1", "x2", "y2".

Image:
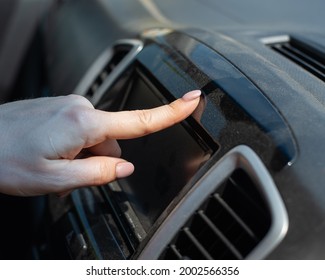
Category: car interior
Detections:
[{"x1": 0, "y1": 0, "x2": 324, "y2": 260}]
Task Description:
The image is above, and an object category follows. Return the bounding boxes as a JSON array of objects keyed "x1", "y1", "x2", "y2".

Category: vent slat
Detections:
[
  {"x1": 197, "y1": 210, "x2": 243, "y2": 259},
  {"x1": 160, "y1": 169, "x2": 271, "y2": 260},
  {"x1": 272, "y1": 45, "x2": 325, "y2": 80},
  {"x1": 167, "y1": 245, "x2": 183, "y2": 260},
  {"x1": 183, "y1": 228, "x2": 214, "y2": 260},
  {"x1": 212, "y1": 194, "x2": 258, "y2": 241},
  {"x1": 85, "y1": 47, "x2": 131, "y2": 97},
  {"x1": 282, "y1": 44, "x2": 325, "y2": 72},
  {"x1": 270, "y1": 39, "x2": 325, "y2": 82}
]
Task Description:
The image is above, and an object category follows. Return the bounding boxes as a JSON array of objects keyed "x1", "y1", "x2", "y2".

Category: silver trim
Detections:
[
  {"x1": 92, "y1": 39, "x2": 143, "y2": 106},
  {"x1": 138, "y1": 145, "x2": 288, "y2": 260},
  {"x1": 73, "y1": 39, "x2": 143, "y2": 105},
  {"x1": 73, "y1": 48, "x2": 113, "y2": 97},
  {"x1": 260, "y1": 35, "x2": 290, "y2": 45}
]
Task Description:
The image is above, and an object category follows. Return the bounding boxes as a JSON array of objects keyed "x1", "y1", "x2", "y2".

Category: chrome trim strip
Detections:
[
  {"x1": 92, "y1": 39, "x2": 143, "y2": 106},
  {"x1": 73, "y1": 48, "x2": 113, "y2": 97},
  {"x1": 260, "y1": 35, "x2": 290, "y2": 45},
  {"x1": 138, "y1": 145, "x2": 288, "y2": 259},
  {"x1": 73, "y1": 39, "x2": 143, "y2": 105}
]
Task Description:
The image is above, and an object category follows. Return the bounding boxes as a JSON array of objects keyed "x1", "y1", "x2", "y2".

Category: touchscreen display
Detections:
[{"x1": 116, "y1": 72, "x2": 211, "y2": 231}]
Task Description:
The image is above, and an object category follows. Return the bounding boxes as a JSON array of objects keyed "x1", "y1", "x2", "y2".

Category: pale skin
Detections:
[{"x1": 0, "y1": 90, "x2": 201, "y2": 196}]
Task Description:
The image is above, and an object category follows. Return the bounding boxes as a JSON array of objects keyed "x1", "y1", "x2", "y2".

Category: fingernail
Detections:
[
  {"x1": 182, "y1": 90, "x2": 201, "y2": 101},
  {"x1": 116, "y1": 162, "x2": 135, "y2": 178}
]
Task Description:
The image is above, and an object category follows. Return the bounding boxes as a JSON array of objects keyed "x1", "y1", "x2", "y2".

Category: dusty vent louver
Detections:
[
  {"x1": 85, "y1": 46, "x2": 130, "y2": 98},
  {"x1": 268, "y1": 36, "x2": 325, "y2": 82},
  {"x1": 73, "y1": 39, "x2": 143, "y2": 104},
  {"x1": 160, "y1": 169, "x2": 271, "y2": 260},
  {"x1": 138, "y1": 146, "x2": 288, "y2": 260}
]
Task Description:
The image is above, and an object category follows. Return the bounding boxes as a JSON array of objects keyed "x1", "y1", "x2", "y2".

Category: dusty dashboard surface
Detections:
[
  {"x1": 0, "y1": 0, "x2": 325, "y2": 261},
  {"x1": 48, "y1": 30, "x2": 295, "y2": 260},
  {"x1": 42, "y1": 0, "x2": 325, "y2": 260}
]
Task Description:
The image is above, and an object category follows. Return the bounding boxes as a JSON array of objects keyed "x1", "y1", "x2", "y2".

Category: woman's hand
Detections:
[{"x1": 0, "y1": 90, "x2": 201, "y2": 196}]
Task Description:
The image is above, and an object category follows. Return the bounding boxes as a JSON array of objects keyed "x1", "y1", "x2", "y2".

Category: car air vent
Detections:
[
  {"x1": 85, "y1": 45, "x2": 131, "y2": 98},
  {"x1": 266, "y1": 36, "x2": 325, "y2": 82},
  {"x1": 138, "y1": 146, "x2": 288, "y2": 260},
  {"x1": 73, "y1": 39, "x2": 143, "y2": 104},
  {"x1": 160, "y1": 169, "x2": 270, "y2": 260}
]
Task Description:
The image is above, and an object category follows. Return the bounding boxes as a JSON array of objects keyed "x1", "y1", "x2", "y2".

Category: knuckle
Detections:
[
  {"x1": 93, "y1": 160, "x2": 115, "y2": 185},
  {"x1": 166, "y1": 103, "x2": 179, "y2": 123},
  {"x1": 67, "y1": 94, "x2": 94, "y2": 108},
  {"x1": 135, "y1": 109, "x2": 152, "y2": 134},
  {"x1": 62, "y1": 104, "x2": 90, "y2": 132},
  {"x1": 59, "y1": 96, "x2": 95, "y2": 134}
]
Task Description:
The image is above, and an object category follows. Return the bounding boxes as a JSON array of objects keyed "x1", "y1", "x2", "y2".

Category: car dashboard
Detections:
[{"x1": 1, "y1": 0, "x2": 325, "y2": 260}]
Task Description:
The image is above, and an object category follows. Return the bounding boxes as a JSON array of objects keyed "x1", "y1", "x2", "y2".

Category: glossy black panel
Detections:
[{"x1": 137, "y1": 31, "x2": 297, "y2": 169}]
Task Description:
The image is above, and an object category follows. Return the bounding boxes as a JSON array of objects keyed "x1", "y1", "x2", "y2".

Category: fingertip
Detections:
[
  {"x1": 116, "y1": 162, "x2": 135, "y2": 178},
  {"x1": 181, "y1": 90, "x2": 201, "y2": 101},
  {"x1": 60, "y1": 157, "x2": 134, "y2": 189}
]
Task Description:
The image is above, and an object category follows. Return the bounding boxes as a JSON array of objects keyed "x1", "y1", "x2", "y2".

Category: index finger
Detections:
[{"x1": 85, "y1": 90, "x2": 201, "y2": 145}]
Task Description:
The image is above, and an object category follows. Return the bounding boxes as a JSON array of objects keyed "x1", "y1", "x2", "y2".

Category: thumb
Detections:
[{"x1": 59, "y1": 157, "x2": 134, "y2": 190}]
